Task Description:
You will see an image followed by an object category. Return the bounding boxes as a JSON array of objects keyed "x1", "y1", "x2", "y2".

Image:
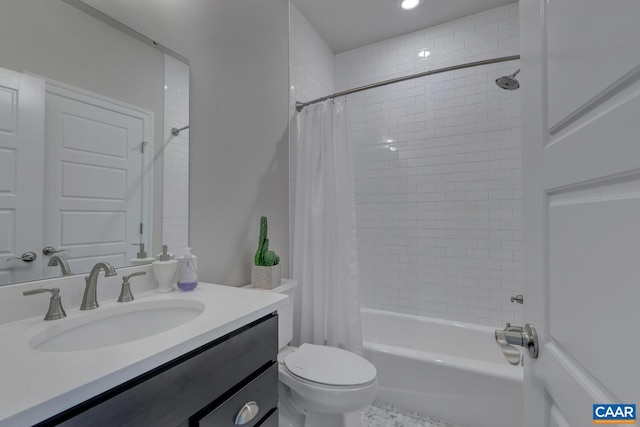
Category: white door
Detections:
[
  {"x1": 0, "y1": 68, "x2": 44, "y2": 284},
  {"x1": 521, "y1": 0, "x2": 640, "y2": 426},
  {"x1": 44, "y1": 81, "x2": 153, "y2": 275}
]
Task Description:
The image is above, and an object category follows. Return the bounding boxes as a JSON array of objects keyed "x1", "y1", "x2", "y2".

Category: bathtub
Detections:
[{"x1": 361, "y1": 309, "x2": 523, "y2": 427}]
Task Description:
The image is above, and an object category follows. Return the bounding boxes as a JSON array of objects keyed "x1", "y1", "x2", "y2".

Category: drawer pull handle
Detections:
[{"x1": 234, "y1": 401, "x2": 259, "y2": 425}]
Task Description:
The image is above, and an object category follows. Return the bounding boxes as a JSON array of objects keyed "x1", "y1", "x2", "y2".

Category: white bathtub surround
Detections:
[
  {"x1": 289, "y1": 4, "x2": 522, "y2": 327},
  {"x1": 362, "y1": 404, "x2": 459, "y2": 427},
  {"x1": 361, "y1": 308, "x2": 522, "y2": 427},
  {"x1": 293, "y1": 100, "x2": 362, "y2": 353},
  {"x1": 335, "y1": 3, "x2": 522, "y2": 327}
]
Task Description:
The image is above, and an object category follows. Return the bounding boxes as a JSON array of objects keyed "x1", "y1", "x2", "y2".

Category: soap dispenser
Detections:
[
  {"x1": 152, "y1": 245, "x2": 177, "y2": 293},
  {"x1": 176, "y1": 247, "x2": 198, "y2": 291},
  {"x1": 130, "y1": 243, "x2": 155, "y2": 265}
]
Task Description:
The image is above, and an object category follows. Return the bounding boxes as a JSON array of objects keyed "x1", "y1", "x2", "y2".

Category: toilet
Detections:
[{"x1": 248, "y1": 280, "x2": 378, "y2": 427}]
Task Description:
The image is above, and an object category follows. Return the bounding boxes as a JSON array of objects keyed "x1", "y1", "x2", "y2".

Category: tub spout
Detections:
[
  {"x1": 495, "y1": 323, "x2": 539, "y2": 365},
  {"x1": 495, "y1": 323, "x2": 526, "y2": 346}
]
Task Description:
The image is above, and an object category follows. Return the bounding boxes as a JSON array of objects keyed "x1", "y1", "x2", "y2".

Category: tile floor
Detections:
[{"x1": 361, "y1": 403, "x2": 460, "y2": 427}]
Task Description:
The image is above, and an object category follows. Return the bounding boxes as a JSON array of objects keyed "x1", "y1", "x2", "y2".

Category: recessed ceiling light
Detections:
[
  {"x1": 400, "y1": 0, "x2": 421, "y2": 10},
  {"x1": 418, "y1": 49, "x2": 431, "y2": 58}
]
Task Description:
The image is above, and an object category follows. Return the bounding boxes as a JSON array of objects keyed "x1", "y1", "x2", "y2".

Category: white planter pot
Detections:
[{"x1": 251, "y1": 264, "x2": 281, "y2": 290}]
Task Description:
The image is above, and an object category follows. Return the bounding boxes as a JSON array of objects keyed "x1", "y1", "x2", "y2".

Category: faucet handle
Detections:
[
  {"x1": 118, "y1": 271, "x2": 147, "y2": 302},
  {"x1": 23, "y1": 288, "x2": 66, "y2": 321}
]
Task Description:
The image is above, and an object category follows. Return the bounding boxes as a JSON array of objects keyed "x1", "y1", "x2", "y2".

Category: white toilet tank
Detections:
[{"x1": 246, "y1": 279, "x2": 297, "y2": 349}]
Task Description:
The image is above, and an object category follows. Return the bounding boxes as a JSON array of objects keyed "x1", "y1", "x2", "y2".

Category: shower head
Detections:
[{"x1": 495, "y1": 68, "x2": 520, "y2": 90}]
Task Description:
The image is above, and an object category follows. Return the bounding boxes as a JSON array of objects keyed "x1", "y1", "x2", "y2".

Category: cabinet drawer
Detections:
[{"x1": 197, "y1": 364, "x2": 278, "y2": 427}]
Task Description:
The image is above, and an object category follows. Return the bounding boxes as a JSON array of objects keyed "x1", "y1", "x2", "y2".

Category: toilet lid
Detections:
[{"x1": 284, "y1": 343, "x2": 377, "y2": 386}]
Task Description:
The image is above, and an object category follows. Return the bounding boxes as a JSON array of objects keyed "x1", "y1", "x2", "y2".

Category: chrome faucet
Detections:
[
  {"x1": 495, "y1": 322, "x2": 539, "y2": 365},
  {"x1": 47, "y1": 254, "x2": 73, "y2": 276},
  {"x1": 81, "y1": 262, "x2": 117, "y2": 310}
]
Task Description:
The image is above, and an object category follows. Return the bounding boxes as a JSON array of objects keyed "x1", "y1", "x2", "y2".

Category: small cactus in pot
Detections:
[
  {"x1": 252, "y1": 216, "x2": 281, "y2": 289},
  {"x1": 254, "y1": 216, "x2": 280, "y2": 267}
]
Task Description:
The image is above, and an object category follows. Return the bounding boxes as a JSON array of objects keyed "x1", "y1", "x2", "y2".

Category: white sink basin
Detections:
[{"x1": 29, "y1": 299, "x2": 205, "y2": 352}]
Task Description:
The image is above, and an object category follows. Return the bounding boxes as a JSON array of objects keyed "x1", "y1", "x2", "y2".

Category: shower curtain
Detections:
[{"x1": 292, "y1": 99, "x2": 363, "y2": 354}]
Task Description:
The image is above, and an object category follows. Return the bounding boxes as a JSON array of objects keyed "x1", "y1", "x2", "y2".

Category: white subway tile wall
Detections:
[
  {"x1": 163, "y1": 55, "x2": 190, "y2": 252},
  {"x1": 290, "y1": 2, "x2": 522, "y2": 327},
  {"x1": 288, "y1": 3, "x2": 336, "y2": 266}
]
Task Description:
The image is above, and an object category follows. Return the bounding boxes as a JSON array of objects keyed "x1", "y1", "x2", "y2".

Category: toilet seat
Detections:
[{"x1": 283, "y1": 343, "x2": 377, "y2": 387}]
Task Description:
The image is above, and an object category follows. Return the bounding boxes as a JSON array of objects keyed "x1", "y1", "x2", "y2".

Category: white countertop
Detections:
[{"x1": 0, "y1": 282, "x2": 287, "y2": 427}]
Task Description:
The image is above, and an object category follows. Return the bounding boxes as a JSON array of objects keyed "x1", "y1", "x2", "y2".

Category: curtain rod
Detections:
[{"x1": 295, "y1": 54, "x2": 520, "y2": 112}]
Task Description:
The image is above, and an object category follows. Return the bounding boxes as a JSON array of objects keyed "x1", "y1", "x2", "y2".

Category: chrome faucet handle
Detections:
[
  {"x1": 118, "y1": 271, "x2": 147, "y2": 302},
  {"x1": 23, "y1": 288, "x2": 66, "y2": 321},
  {"x1": 43, "y1": 246, "x2": 69, "y2": 256}
]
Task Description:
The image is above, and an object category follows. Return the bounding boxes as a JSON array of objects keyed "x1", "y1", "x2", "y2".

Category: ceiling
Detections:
[
  {"x1": 291, "y1": 0, "x2": 516, "y2": 53},
  {"x1": 78, "y1": 0, "x2": 517, "y2": 55}
]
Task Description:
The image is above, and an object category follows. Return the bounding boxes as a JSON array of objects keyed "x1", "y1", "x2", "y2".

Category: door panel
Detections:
[
  {"x1": 544, "y1": 344, "x2": 616, "y2": 426},
  {"x1": 545, "y1": 87, "x2": 640, "y2": 187},
  {"x1": 62, "y1": 113, "x2": 128, "y2": 158},
  {"x1": 0, "y1": 212, "x2": 14, "y2": 245},
  {"x1": 546, "y1": 0, "x2": 640, "y2": 129},
  {"x1": 549, "y1": 181, "x2": 639, "y2": 400},
  {"x1": 0, "y1": 68, "x2": 44, "y2": 284},
  {"x1": 0, "y1": 149, "x2": 16, "y2": 191},
  {"x1": 522, "y1": 0, "x2": 639, "y2": 425},
  {"x1": 61, "y1": 162, "x2": 127, "y2": 199},
  {"x1": 0, "y1": 85, "x2": 17, "y2": 130}
]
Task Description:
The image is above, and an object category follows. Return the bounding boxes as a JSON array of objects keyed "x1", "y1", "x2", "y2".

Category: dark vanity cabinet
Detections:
[{"x1": 37, "y1": 314, "x2": 279, "y2": 427}]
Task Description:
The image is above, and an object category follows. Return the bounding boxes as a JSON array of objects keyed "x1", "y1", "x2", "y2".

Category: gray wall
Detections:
[
  {"x1": 188, "y1": 1, "x2": 290, "y2": 285},
  {"x1": 82, "y1": 0, "x2": 291, "y2": 286},
  {"x1": 0, "y1": 0, "x2": 165, "y2": 263}
]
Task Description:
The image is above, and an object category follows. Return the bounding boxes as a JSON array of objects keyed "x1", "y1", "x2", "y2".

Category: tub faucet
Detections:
[
  {"x1": 81, "y1": 262, "x2": 117, "y2": 310},
  {"x1": 495, "y1": 322, "x2": 539, "y2": 365},
  {"x1": 47, "y1": 254, "x2": 73, "y2": 276}
]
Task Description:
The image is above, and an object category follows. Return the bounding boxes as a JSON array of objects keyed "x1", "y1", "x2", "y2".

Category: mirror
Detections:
[{"x1": 0, "y1": 0, "x2": 189, "y2": 286}]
